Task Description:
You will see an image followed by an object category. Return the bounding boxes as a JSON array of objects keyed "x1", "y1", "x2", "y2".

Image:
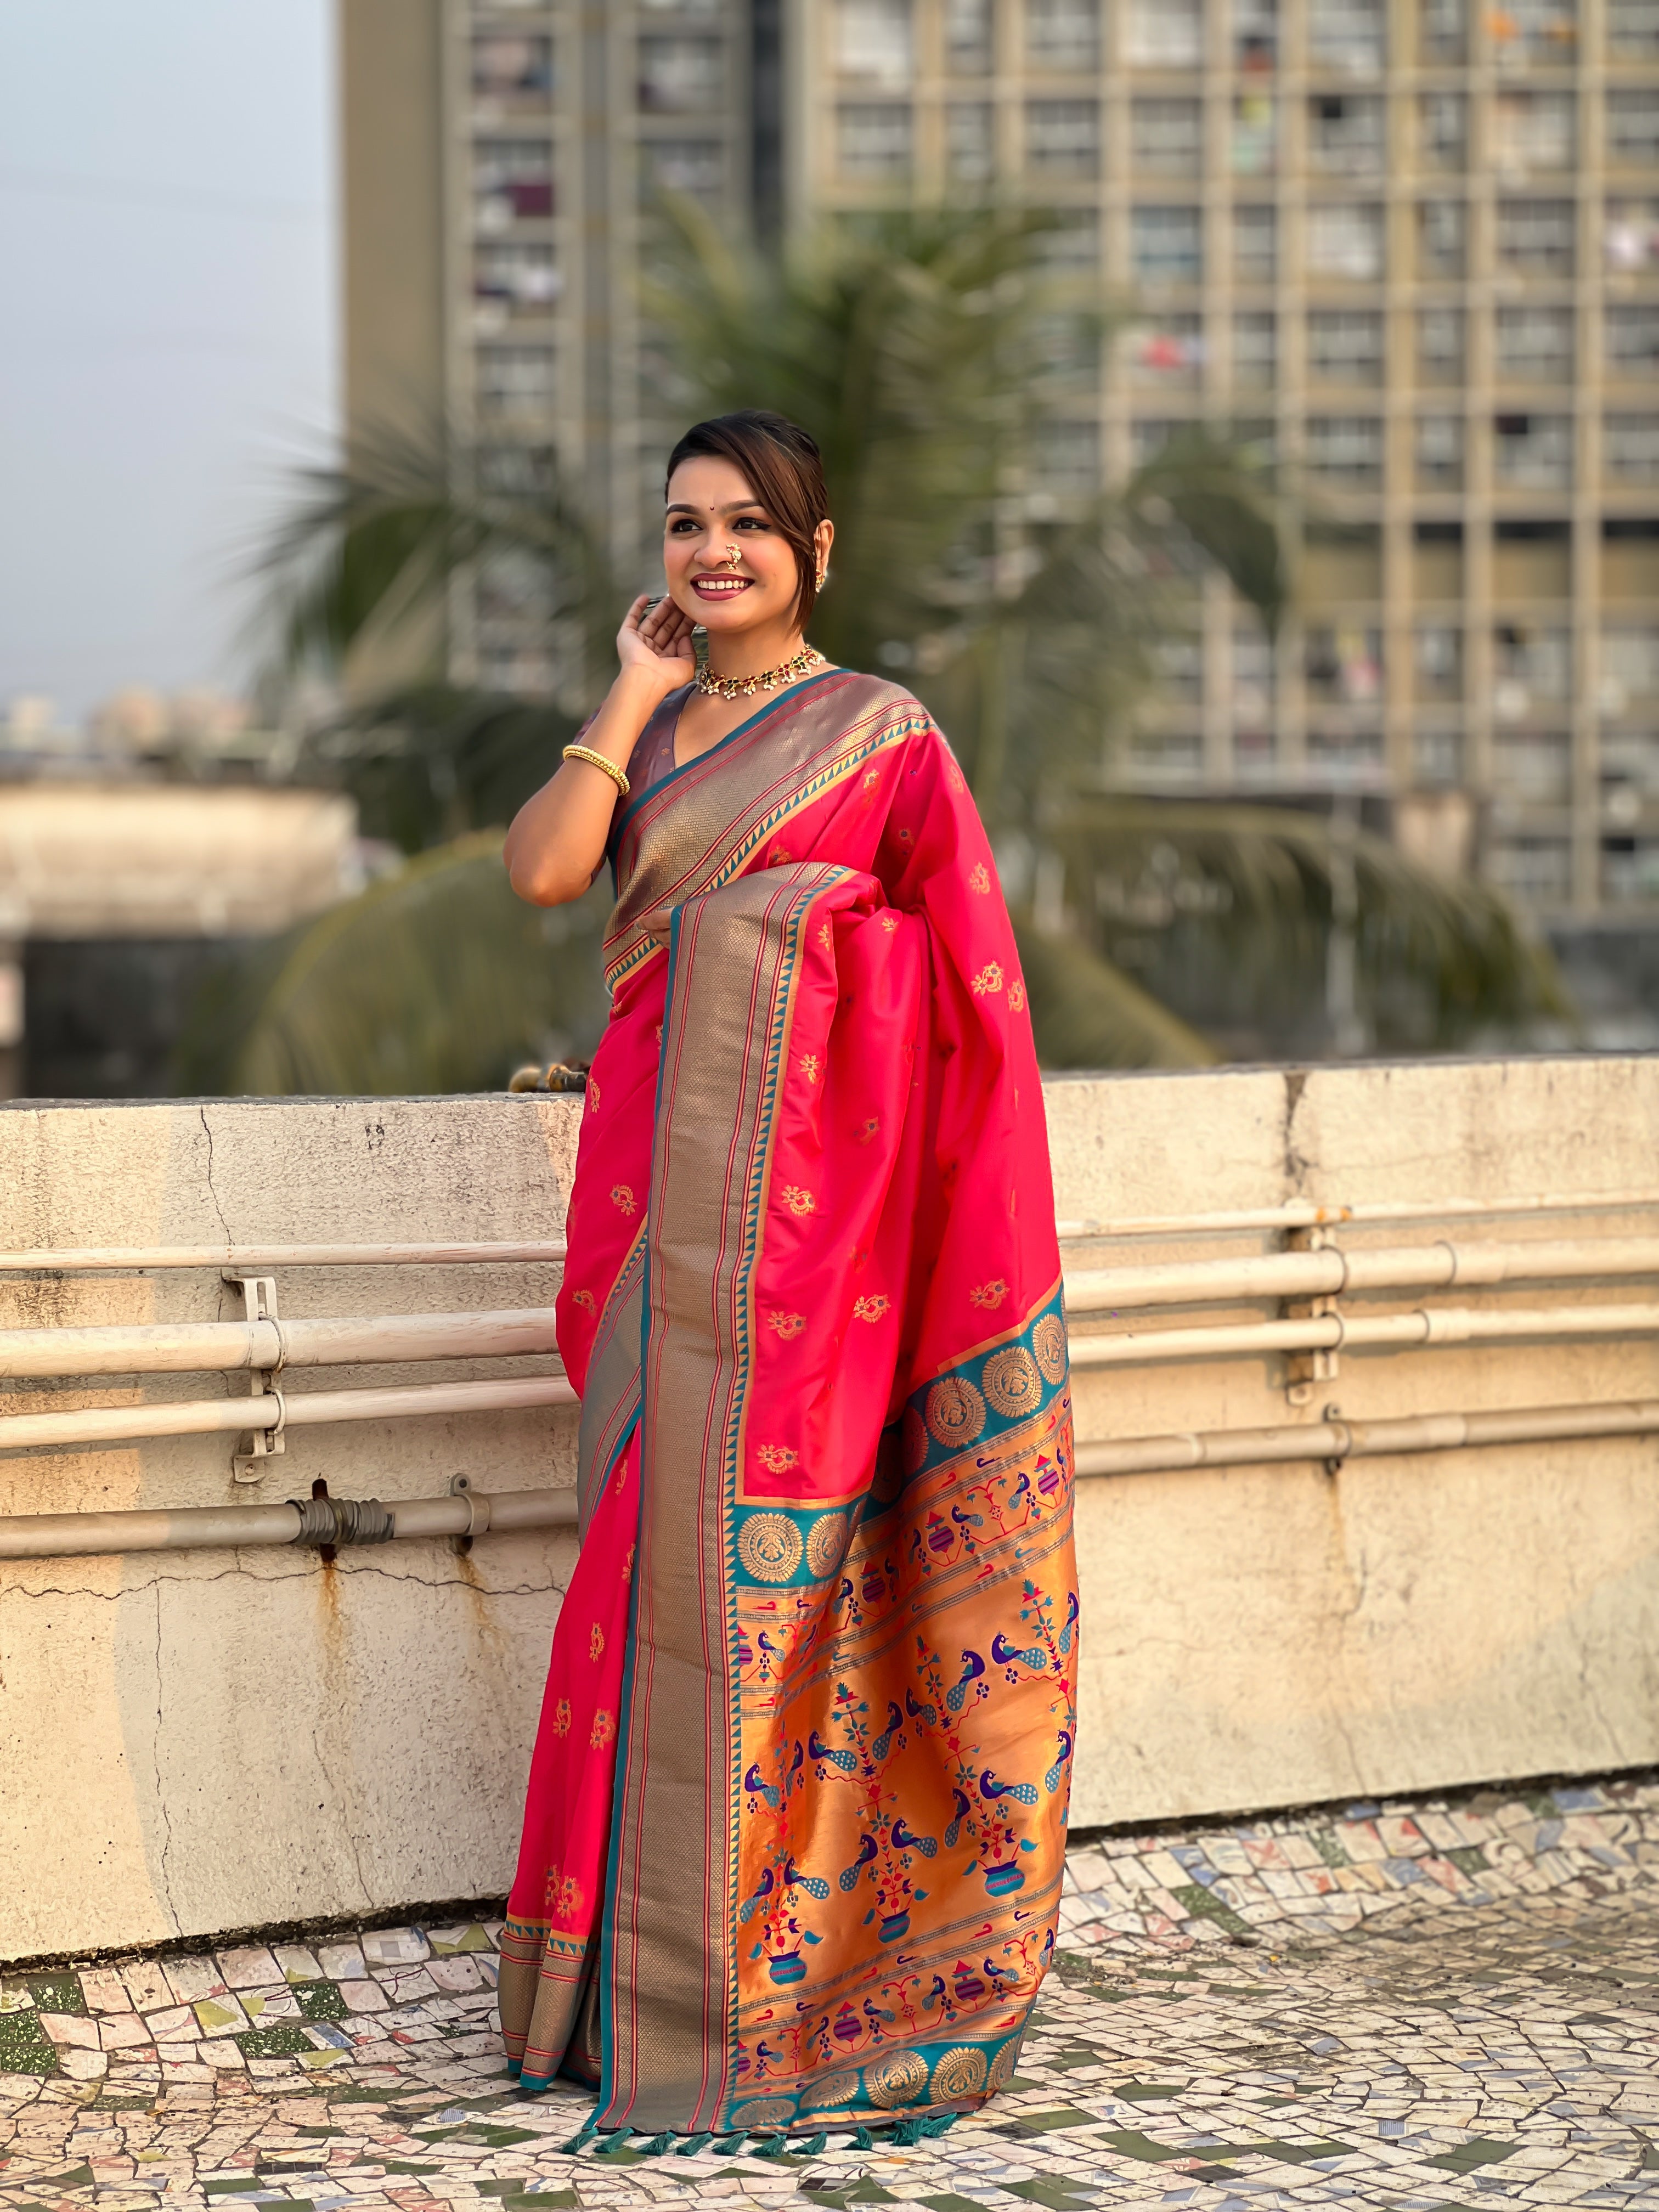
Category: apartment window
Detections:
[
  {"x1": 1233, "y1": 202, "x2": 1277, "y2": 280},
  {"x1": 1132, "y1": 204, "x2": 1203, "y2": 281},
  {"x1": 1415, "y1": 726, "x2": 1465, "y2": 783},
  {"x1": 1602, "y1": 730, "x2": 1659, "y2": 798},
  {"x1": 1130, "y1": 417, "x2": 1180, "y2": 465},
  {"x1": 473, "y1": 140, "x2": 555, "y2": 228},
  {"x1": 1308, "y1": 0, "x2": 1385, "y2": 72},
  {"x1": 1131, "y1": 315, "x2": 1205, "y2": 381},
  {"x1": 638, "y1": 36, "x2": 724, "y2": 111},
  {"x1": 638, "y1": 0, "x2": 724, "y2": 12},
  {"x1": 474, "y1": 242, "x2": 561, "y2": 317},
  {"x1": 1233, "y1": 625, "x2": 1276, "y2": 703},
  {"x1": 1307, "y1": 201, "x2": 1384, "y2": 278},
  {"x1": 1489, "y1": 839, "x2": 1570, "y2": 905},
  {"x1": 1496, "y1": 198, "x2": 1576, "y2": 273},
  {"x1": 1606, "y1": 199, "x2": 1659, "y2": 272},
  {"x1": 1034, "y1": 417, "x2": 1103, "y2": 488},
  {"x1": 1608, "y1": 0, "x2": 1659, "y2": 54},
  {"x1": 1308, "y1": 309, "x2": 1384, "y2": 382},
  {"x1": 1132, "y1": 98, "x2": 1203, "y2": 176},
  {"x1": 947, "y1": 101, "x2": 996, "y2": 180},
  {"x1": 1418, "y1": 306, "x2": 1465, "y2": 383},
  {"x1": 1601, "y1": 838, "x2": 1659, "y2": 906},
  {"x1": 1415, "y1": 625, "x2": 1464, "y2": 697},
  {"x1": 1494, "y1": 411, "x2": 1573, "y2": 486},
  {"x1": 1496, "y1": 622, "x2": 1571, "y2": 701},
  {"x1": 1233, "y1": 311, "x2": 1277, "y2": 385},
  {"x1": 473, "y1": 33, "x2": 554, "y2": 110},
  {"x1": 1417, "y1": 198, "x2": 1467, "y2": 275},
  {"x1": 1489, "y1": 0, "x2": 1578, "y2": 65},
  {"x1": 1027, "y1": 0, "x2": 1101, "y2": 69},
  {"x1": 1494, "y1": 91, "x2": 1576, "y2": 171},
  {"x1": 1415, "y1": 413, "x2": 1465, "y2": 486},
  {"x1": 1494, "y1": 732, "x2": 1571, "y2": 803},
  {"x1": 1025, "y1": 99, "x2": 1101, "y2": 175},
  {"x1": 1496, "y1": 306, "x2": 1575, "y2": 381},
  {"x1": 1607, "y1": 303, "x2": 1659, "y2": 372},
  {"x1": 1036, "y1": 208, "x2": 1103, "y2": 267},
  {"x1": 1604, "y1": 624, "x2": 1659, "y2": 697},
  {"x1": 1233, "y1": 93, "x2": 1277, "y2": 173},
  {"x1": 1151, "y1": 634, "x2": 1205, "y2": 703},
  {"x1": 1420, "y1": 0, "x2": 1468, "y2": 61},
  {"x1": 1130, "y1": 729, "x2": 1204, "y2": 777},
  {"x1": 1606, "y1": 414, "x2": 1659, "y2": 482},
  {"x1": 945, "y1": 0, "x2": 995, "y2": 70},
  {"x1": 1609, "y1": 90, "x2": 1659, "y2": 167},
  {"x1": 1306, "y1": 624, "x2": 1383, "y2": 701},
  {"x1": 641, "y1": 138, "x2": 726, "y2": 201},
  {"x1": 835, "y1": 0, "x2": 914, "y2": 85},
  {"x1": 1309, "y1": 94, "x2": 1385, "y2": 175},
  {"x1": 1126, "y1": 0, "x2": 1203, "y2": 66},
  {"x1": 476, "y1": 445, "x2": 556, "y2": 499},
  {"x1": 1419, "y1": 93, "x2": 1467, "y2": 169},
  {"x1": 477, "y1": 344, "x2": 556, "y2": 417},
  {"x1": 1308, "y1": 725, "x2": 1386, "y2": 777},
  {"x1": 1305, "y1": 416, "x2": 1384, "y2": 483},
  {"x1": 1235, "y1": 0, "x2": 1279, "y2": 69},
  {"x1": 837, "y1": 101, "x2": 913, "y2": 175}
]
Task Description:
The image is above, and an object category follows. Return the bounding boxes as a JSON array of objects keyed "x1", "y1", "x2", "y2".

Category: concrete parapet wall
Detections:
[{"x1": 1, "y1": 1060, "x2": 1657, "y2": 1960}]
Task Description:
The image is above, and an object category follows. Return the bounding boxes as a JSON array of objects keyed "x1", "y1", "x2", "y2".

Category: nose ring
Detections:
[{"x1": 723, "y1": 545, "x2": 742, "y2": 570}]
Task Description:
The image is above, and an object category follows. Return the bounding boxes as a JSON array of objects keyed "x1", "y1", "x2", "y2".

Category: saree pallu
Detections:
[{"x1": 500, "y1": 670, "x2": 1077, "y2": 2139}]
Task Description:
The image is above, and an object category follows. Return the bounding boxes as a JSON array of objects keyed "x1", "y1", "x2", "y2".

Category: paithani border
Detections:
[
  {"x1": 575, "y1": 1226, "x2": 647, "y2": 1539},
  {"x1": 599, "y1": 865, "x2": 850, "y2": 2137},
  {"x1": 729, "y1": 1283, "x2": 1071, "y2": 1581},
  {"x1": 603, "y1": 673, "x2": 928, "y2": 996}
]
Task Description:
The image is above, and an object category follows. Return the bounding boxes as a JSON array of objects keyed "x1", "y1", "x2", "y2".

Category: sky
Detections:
[{"x1": 0, "y1": 1, "x2": 335, "y2": 724}]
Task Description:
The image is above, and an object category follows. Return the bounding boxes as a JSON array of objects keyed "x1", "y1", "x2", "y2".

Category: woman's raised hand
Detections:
[{"x1": 617, "y1": 593, "x2": 697, "y2": 698}]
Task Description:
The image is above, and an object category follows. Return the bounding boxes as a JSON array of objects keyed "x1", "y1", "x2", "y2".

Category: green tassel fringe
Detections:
[
  {"x1": 558, "y1": 2112, "x2": 600, "y2": 2155},
  {"x1": 676, "y1": 2131, "x2": 715, "y2": 2155},
  {"x1": 595, "y1": 2126, "x2": 635, "y2": 2157},
  {"x1": 797, "y1": 2132, "x2": 828, "y2": 2154},
  {"x1": 853, "y1": 2126, "x2": 875, "y2": 2149},
  {"x1": 714, "y1": 2133, "x2": 747, "y2": 2154}
]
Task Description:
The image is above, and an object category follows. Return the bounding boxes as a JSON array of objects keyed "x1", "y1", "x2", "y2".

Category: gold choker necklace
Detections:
[{"x1": 695, "y1": 644, "x2": 824, "y2": 702}]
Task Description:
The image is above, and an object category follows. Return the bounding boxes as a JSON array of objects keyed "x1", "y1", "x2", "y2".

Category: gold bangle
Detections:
[{"x1": 562, "y1": 743, "x2": 630, "y2": 797}]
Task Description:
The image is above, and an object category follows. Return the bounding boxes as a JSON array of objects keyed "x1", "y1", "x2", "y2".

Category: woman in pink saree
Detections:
[{"x1": 498, "y1": 411, "x2": 1076, "y2": 2151}]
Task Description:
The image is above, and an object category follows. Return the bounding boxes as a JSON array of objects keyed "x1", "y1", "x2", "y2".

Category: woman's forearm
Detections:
[{"x1": 505, "y1": 666, "x2": 670, "y2": 905}]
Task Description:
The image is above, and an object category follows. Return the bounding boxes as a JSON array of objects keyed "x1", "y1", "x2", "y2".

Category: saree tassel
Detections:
[
  {"x1": 919, "y1": 2112, "x2": 960, "y2": 2138},
  {"x1": 890, "y1": 2118, "x2": 924, "y2": 2147},
  {"x1": 558, "y1": 2112, "x2": 601, "y2": 2155},
  {"x1": 637, "y1": 2133, "x2": 674, "y2": 2158},
  {"x1": 796, "y1": 2133, "x2": 828, "y2": 2155},
  {"x1": 851, "y1": 2127, "x2": 876, "y2": 2151},
  {"x1": 713, "y1": 2134, "x2": 747, "y2": 2155},
  {"x1": 675, "y1": 2132, "x2": 715, "y2": 2156},
  {"x1": 595, "y1": 2127, "x2": 635, "y2": 2157},
  {"x1": 753, "y1": 2134, "x2": 793, "y2": 2160}
]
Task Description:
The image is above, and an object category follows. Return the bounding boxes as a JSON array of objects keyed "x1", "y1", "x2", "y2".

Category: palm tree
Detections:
[{"x1": 193, "y1": 206, "x2": 1564, "y2": 1094}]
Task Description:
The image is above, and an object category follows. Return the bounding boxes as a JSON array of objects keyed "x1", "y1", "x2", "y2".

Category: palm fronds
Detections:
[
  {"x1": 174, "y1": 834, "x2": 610, "y2": 1096},
  {"x1": 1014, "y1": 918, "x2": 1217, "y2": 1069}
]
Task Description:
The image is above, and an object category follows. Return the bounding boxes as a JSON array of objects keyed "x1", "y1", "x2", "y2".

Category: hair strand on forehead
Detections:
[{"x1": 665, "y1": 410, "x2": 829, "y2": 631}]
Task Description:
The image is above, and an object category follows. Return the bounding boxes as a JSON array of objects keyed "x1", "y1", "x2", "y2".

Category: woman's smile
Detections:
[{"x1": 692, "y1": 572, "x2": 753, "y2": 601}]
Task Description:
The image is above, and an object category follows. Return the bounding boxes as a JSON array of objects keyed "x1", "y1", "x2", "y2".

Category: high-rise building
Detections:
[
  {"x1": 793, "y1": 0, "x2": 1659, "y2": 922},
  {"x1": 341, "y1": 0, "x2": 771, "y2": 695},
  {"x1": 343, "y1": 0, "x2": 1659, "y2": 920}
]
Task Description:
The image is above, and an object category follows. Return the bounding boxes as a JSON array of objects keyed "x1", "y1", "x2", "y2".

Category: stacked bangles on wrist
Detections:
[{"x1": 562, "y1": 743, "x2": 630, "y2": 797}]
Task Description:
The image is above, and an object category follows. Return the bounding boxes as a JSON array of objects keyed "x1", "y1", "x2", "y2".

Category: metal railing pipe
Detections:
[
  {"x1": 0, "y1": 1242, "x2": 568, "y2": 1272},
  {"x1": 1055, "y1": 1187, "x2": 1659, "y2": 1241},
  {"x1": 0, "y1": 1373, "x2": 577, "y2": 1455},
  {"x1": 0, "y1": 1308, "x2": 563, "y2": 1380},
  {"x1": 1068, "y1": 1300, "x2": 1659, "y2": 1367},
  {"x1": 1063, "y1": 1237, "x2": 1659, "y2": 1314},
  {"x1": 0, "y1": 1486, "x2": 579, "y2": 1561},
  {"x1": 1074, "y1": 1396, "x2": 1659, "y2": 1480}
]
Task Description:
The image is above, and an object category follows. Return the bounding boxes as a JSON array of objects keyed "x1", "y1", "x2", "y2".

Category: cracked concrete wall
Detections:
[{"x1": 2, "y1": 1064, "x2": 1657, "y2": 1959}]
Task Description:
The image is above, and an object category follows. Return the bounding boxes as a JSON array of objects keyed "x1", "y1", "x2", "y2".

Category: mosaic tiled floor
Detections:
[{"x1": 4, "y1": 1774, "x2": 1658, "y2": 2211}]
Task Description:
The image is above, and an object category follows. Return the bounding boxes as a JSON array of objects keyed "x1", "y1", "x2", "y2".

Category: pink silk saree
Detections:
[{"x1": 499, "y1": 669, "x2": 1077, "y2": 2142}]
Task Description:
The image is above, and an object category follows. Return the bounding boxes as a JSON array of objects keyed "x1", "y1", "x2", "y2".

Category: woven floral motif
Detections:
[{"x1": 739, "y1": 1513, "x2": 805, "y2": 1582}]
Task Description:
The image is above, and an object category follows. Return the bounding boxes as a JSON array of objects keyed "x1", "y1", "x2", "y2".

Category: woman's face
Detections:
[{"x1": 663, "y1": 454, "x2": 807, "y2": 643}]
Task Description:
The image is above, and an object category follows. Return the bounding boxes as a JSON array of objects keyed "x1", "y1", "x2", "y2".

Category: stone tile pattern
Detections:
[{"x1": 2, "y1": 1775, "x2": 1657, "y2": 2211}]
